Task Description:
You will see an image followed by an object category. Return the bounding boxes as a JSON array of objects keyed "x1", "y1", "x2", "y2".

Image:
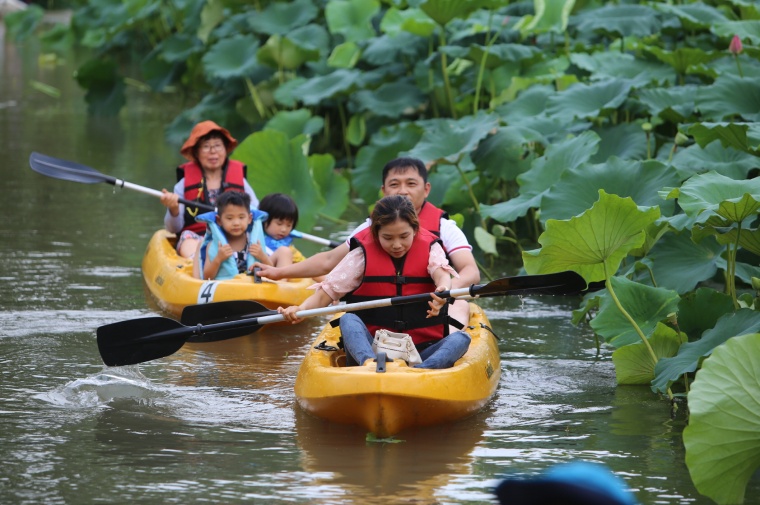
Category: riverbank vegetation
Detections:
[{"x1": 6, "y1": 1, "x2": 760, "y2": 502}]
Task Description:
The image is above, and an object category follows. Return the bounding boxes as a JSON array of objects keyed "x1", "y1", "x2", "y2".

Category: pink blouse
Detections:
[{"x1": 312, "y1": 242, "x2": 458, "y2": 302}]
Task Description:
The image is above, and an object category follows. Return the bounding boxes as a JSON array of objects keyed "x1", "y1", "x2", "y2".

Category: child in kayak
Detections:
[
  {"x1": 250, "y1": 193, "x2": 298, "y2": 269},
  {"x1": 278, "y1": 194, "x2": 471, "y2": 369},
  {"x1": 195, "y1": 191, "x2": 265, "y2": 280}
]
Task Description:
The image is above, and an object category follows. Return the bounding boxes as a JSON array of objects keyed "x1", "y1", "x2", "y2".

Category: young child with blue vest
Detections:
[{"x1": 249, "y1": 193, "x2": 298, "y2": 269}]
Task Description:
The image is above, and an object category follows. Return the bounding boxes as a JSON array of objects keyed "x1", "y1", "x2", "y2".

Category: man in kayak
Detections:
[{"x1": 254, "y1": 157, "x2": 479, "y2": 330}]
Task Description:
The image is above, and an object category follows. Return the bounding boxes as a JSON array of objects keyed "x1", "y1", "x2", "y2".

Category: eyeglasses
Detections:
[{"x1": 200, "y1": 143, "x2": 225, "y2": 153}]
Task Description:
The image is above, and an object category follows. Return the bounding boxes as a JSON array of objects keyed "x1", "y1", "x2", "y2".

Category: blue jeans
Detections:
[{"x1": 338, "y1": 313, "x2": 471, "y2": 369}]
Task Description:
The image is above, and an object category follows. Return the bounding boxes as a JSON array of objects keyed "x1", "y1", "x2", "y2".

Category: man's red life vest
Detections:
[
  {"x1": 417, "y1": 201, "x2": 448, "y2": 237},
  {"x1": 177, "y1": 159, "x2": 247, "y2": 234},
  {"x1": 343, "y1": 227, "x2": 448, "y2": 346}
]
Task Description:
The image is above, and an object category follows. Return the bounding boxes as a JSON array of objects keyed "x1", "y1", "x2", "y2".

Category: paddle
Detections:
[
  {"x1": 28, "y1": 151, "x2": 342, "y2": 249},
  {"x1": 97, "y1": 271, "x2": 588, "y2": 367}
]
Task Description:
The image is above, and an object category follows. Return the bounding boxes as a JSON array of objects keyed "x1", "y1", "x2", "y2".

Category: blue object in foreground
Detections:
[{"x1": 494, "y1": 461, "x2": 639, "y2": 505}]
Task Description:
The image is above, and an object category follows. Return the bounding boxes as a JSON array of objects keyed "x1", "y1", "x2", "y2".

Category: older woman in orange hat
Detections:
[{"x1": 160, "y1": 121, "x2": 259, "y2": 258}]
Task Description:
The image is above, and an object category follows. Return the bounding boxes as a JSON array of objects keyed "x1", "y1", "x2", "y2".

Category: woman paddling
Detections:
[
  {"x1": 160, "y1": 121, "x2": 259, "y2": 258},
  {"x1": 278, "y1": 195, "x2": 471, "y2": 369}
]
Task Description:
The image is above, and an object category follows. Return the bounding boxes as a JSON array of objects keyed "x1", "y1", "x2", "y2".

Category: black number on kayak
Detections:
[{"x1": 198, "y1": 281, "x2": 218, "y2": 304}]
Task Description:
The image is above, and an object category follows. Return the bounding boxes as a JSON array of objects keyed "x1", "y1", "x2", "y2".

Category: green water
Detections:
[{"x1": 1, "y1": 28, "x2": 755, "y2": 505}]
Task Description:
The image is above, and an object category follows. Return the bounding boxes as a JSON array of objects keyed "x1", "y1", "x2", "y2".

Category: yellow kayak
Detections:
[
  {"x1": 294, "y1": 303, "x2": 500, "y2": 437},
  {"x1": 142, "y1": 229, "x2": 315, "y2": 318}
]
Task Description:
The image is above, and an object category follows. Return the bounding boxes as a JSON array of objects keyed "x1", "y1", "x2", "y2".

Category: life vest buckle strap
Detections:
[{"x1": 394, "y1": 275, "x2": 407, "y2": 285}]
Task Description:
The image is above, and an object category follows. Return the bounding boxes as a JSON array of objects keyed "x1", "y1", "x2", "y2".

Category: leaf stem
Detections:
[{"x1": 438, "y1": 30, "x2": 457, "y2": 119}]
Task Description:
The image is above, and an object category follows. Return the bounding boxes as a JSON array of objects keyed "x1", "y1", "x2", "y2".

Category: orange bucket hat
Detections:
[{"x1": 180, "y1": 121, "x2": 238, "y2": 161}]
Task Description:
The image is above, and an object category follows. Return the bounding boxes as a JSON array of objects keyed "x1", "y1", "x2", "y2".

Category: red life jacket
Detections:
[
  {"x1": 177, "y1": 159, "x2": 247, "y2": 234},
  {"x1": 418, "y1": 201, "x2": 448, "y2": 237},
  {"x1": 343, "y1": 227, "x2": 448, "y2": 346}
]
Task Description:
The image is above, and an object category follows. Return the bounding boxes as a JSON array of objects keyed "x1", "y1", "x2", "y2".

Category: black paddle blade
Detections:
[
  {"x1": 29, "y1": 152, "x2": 109, "y2": 184},
  {"x1": 97, "y1": 317, "x2": 188, "y2": 367},
  {"x1": 474, "y1": 271, "x2": 588, "y2": 297},
  {"x1": 180, "y1": 300, "x2": 274, "y2": 325}
]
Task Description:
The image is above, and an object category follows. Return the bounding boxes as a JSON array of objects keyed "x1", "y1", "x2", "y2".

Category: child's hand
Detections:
[
  {"x1": 217, "y1": 244, "x2": 234, "y2": 261},
  {"x1": 426, "y1": 286, "x2": 449, "y2": 318},
  {"x1": 277, "y1": 305, "x2": 303, "y2": 324},
  {"x1": 249, "y1": 243, "x2": 272, "y2": 265}
]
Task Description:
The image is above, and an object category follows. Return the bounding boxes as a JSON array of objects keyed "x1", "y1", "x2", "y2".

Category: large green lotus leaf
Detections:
[
  {"x1": 638, "y1": 85, "x2": 698, "y2": 123},
  {"x1": 408, "y1": 112, "x2": 501, "y2": 164},
  {"x1": 589, "y1": 276, "x2": 680, "y2": 348},
  {"x1": 712, "y1": 227, "x2": 760, "y2": 256},
  {"x1": 589, "y1": 123, "x2": 648, "y2": 163},
  {"x1": 264, "y1": 110, "x2": 324, "y2": 140},
  {"x1": 157, "y1": 33, "x2": 202, "y2": 64},
  {"x1": 677, "y1": 171, "x2": 760, "y2": 219},
  {"x1": 686, "y1": 122, "x2": 760, "y2": 155},
  {"x1": 74, "y1": 58, "x2": 126, "y2": 117},
  {"x1": 352, "y1": 123, "x2": 424, "y2": 207},
  {"x1": 3, "y1": 4, "x2": 43, "y2": 41},
  {"x1": 495, "y1": 84, "x2": 553, "y2": 119},
  {"x1": 468, "y1": 43, "x2": 541, "y2": 69},
  {"x1": 671, "y1": 142, "x2": 759, "y2": 180},
  {"x1": 325, "y1": 0, "x2": 380, "y2": 42},
  {"x1": 362, "y1": 32, "x2": 427, "y2": 65},
  {"x1": 516, "y1": 0, "x2": 575, "y2": 35},
  {"x1": 419, "y1": 0, "x2": 482, "y2": 27},
  {"x1": 735, "y1": 261, "x2": 760, "y2": 287},
  {"x1": 233, "y1": 131, "x2": 323, "y2": 230},
  {"x1": 647, "y1": 232, "x2": 723, "y2": 294},
  {"x1": 166, "y1": 94, "x2": 246, "y2": 147},
  {"x1": 309, "y1": 154, "x2": 349, "y2": 220},
  {"x1": 522, "y1": 191, "x2": 661, "y2": 283},
  {"x1": 380, "y1": 7, "x2": 436, "y2": 37},
  {"x1": 351, "y1": 81, "x2": 426, "y2": 118},
  {"x1": 541, "y1": 158, "x2": 678, "y2": 223},
  {"x1": 247, "y1": 0, "x2": 318, "y2": 36},
  {"x1": 652, "y1": 308, "x2": 760, "y2": 394},
  {"x1": 712, "y1": 20, "x2": 760, "y2": 45},
  {"x1": 327, "y1": 41, "x2": 361, "y2": 68},
  {"x1": 141, "y1": 49, "x2": 183, "y2": 92},
  {"x1": 287, "y1": 24, "x2": 331, "y2": 57},
  {"x1": 570, "y1": 52, "x2": 675, "y2": 87},
  {"x1": 612, "y1": 323, "x2": 682, "y2": 384},
  {"x1": 289, "y1": 69, "x2": 361, "y2": 105},
  {"x1": 570, "y1": 4, "x2": 661, "y2": 39},
  {"x1": 645, "y1": 46, "x2": 721, "y2": 75},
  {"x1": 677, "y1": 287, "x2": 736, "y2": 341},
  {"x1": 203, "y1": 35, "x2": 260, "y2": 79},
  {"x1": 480, "y1": 131, "x2": 600, "y2": 223},
  {"x1": 257, "y1": 35, "x2": 320, "y2": 70},
  {"x1": 683, "y1": 332, "x2": 760, "y2": 505},
  {"x1": 697, "y1": 75, "x2": 760, "y2": 122},
  {"x1": 545, "y1": 79, "x2": 633, "y2": 121},
  {"x1": 655, "y1": 2, "x2": 728, "y2": 30},
  {"x1": 471, "y1": 126, "x2": 545, "y2": 182}
]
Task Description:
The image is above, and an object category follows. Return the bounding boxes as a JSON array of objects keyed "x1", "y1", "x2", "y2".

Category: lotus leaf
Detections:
[
  {"x1": 522, "y1": 190, "x2": 661, "y2": 284},
  {"x1": 541, "y1": 158, "x2": 678, "y2": 224},
  {"x1": 677, "y1": 288, "x2": 736, "y2": 340},
  {"x1": 408, "y1": 112, "x2": 500, "y2": 164},
  {"x1": 362, "y1": 33, "x2": 428, "y2": 66},
  {"x1": 638, "y1": 85, "x2": 699, "y2": 123},
  {"x1": 697, "y1": 75, "x2": 760, "y2": 122},
  {"x1": 471, "y1": 126, "x2": 545, "y2": 182},
  {"x1": 712, "y1": 20, "x2": 760, "y2": 46},
  {"x1": 3, "y1": 5, "x2": 44, "y2": 41},
  {"x1": 247, "y1": 0, "x2": 318, "y2": 36},
  {"x1": 545, "y1": 79, "x2": 633, "y2": 121},
  {"x1": 325, "y1": 0, "x2": 380, "y2": 43},
  {"x1": 670, "y1": 142, "x2": 759, "y2": 180},
  {"x1": 480, "y1": 131, "x2": 600, "y2": 223},
  {"x1": 655, "y1": 3, "x2": 728, "y2": 31},
  {"x1": 264, "y1": 110, "x2": 324, "y2": 140},
  {"x1": 570, "y1": 4, "x2": 662, "y2": 39},
  {"x1": 202, "y1": 35, "x2": 260, "y2": 80},
  {"x1": 516, "y1": 0, "x2": 575, "y2": 35},
  {"x1": 652, "y1": 309, "x2": 760, "y2": 394},
  {"x1": 309, "y1": 154, "x2": 349, "y2": 220},
  {"x1": 289, "y1": 69, "x2": 362, "y2": 105},
  {"x1": 233, "y1": 131, "x2": 323, "y2": 230},
  {"x1": 686, "y1": 122, "x2": 760, "y2": 155},
  {"x1": 351, "y1": 81, "x2": 426, "y2": 118},
  {"x1": 328, "y1": 42, "x2": 361, "y2": 69},
  {"x1": 646, "y1": 232, "x2": 723, "y2": 294},
  {"x1": 74, "y1": 58, "x2": 126, "y2": 117},
  {"x1": 612, "y1": 323, "x2": 682, "y2": 384},
  {"x1": 380, "y1": 7, "x2": 437, "y2": 37},
  {"x1": 589, "y1": 276, "x2": 679, "y2": 348},
  {"x1": 676, "y1": 171, "x2": 760, "y2": 220},
  {"x1": 684, "y1": 333, "x2": 760, "y2": 505},
  {"x1": 570, "y1": 52, "x2": 675, "y2": 87},
  {"x1": 258, "y1": 35, "x2": 320, "y2": 70},
  {"x1": 588, "y1": 123, "x2": 648, "y2": 163},
  {"x1": 419, "y1": 0, "x2": 483, "y2": 27}
]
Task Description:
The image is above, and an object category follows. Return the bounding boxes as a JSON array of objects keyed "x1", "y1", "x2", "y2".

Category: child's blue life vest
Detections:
[
  {"x1": 197, "y1": 208, "x2": 268, "y2": 280},
  {"x1": 264, "y1": 234, "x2": 294, "y2": 253}
]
